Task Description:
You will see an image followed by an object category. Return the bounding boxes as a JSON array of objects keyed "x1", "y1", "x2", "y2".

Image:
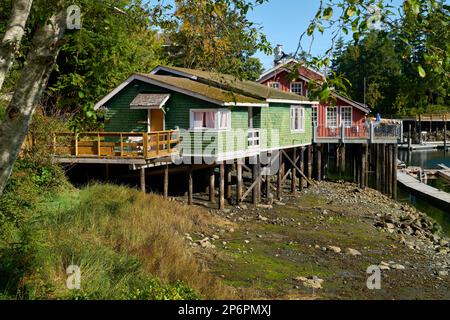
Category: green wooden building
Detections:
[{"x1": 93, "y1": 65, "x2": 315, "y2": 162}]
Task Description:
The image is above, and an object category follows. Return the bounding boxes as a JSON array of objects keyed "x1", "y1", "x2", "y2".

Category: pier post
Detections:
[
  {"x1": 163, "y1": 164, "x2": 169, "y2": 199},
  {"x1": 252, "y1": 156, "x2": 261, "y2": 205},
  {"x1": 408, "y1": 123, "x2": 412, "y2": 150},
  {"x1": 444, "y1": 117, "x2": 447, "y2": 153},
  {"x1": 277, "y1": 152, "x2": 283, "y2": 200},
  {"x1": 386, "y1": 145, "x2": 392, "y2": 197},
  {"x1": 226, "y1": 164, "x2": 232, "y2": 201},
  {"x1": 307, "y1": 145, "x2": 313, "y2": 186},
  {"x1": 219, "y1": 163, "x2": 225, "y2": 209},
  {"x1": 237, "y1": 160, "x2": 243, "y2": 203},
  {"x1": 291, "y1": 147, "x2": 297, "y2": 193},
  {"x1": 299, "y1": 147, "x2": 305, "y2": 192},
  {"x1": 209, "y1": 167, "x2": 216, "y2": 204},
  {"x1": 188, "y1": 167, "x2": 193, "y2": 205},
  {"x1": 392, "y1": 144, "x2": 398, "y2": 199},
  {"x1": 360, "y1": 144, "x2": 367, "y2": 188},
  {"x1": 140, "y1": 167, "x2": 146, "y2": 193},
  {"x1": 315, "y1": 144, "x2": 322, "y2": 181}
]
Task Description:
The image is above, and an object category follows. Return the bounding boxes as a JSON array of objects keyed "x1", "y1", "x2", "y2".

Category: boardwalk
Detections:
[{"x1": 397, "y1": 170, "x2": 450, "y2": 211}]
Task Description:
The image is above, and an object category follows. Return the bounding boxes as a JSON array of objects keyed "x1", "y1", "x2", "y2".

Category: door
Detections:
[{"x1": 149, "y1": 109, "x2": 164, "y2": 132}]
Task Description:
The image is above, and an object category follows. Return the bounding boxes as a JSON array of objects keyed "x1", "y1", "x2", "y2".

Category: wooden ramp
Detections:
[{"x1": 397, "y1": 170, "x2": 450, "y2": 211}]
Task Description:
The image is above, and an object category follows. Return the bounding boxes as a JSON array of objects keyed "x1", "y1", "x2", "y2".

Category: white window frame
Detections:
[
  {"x1": 340, "y1": 106, "x2": 352, "y2": 128},
  {"x1": 325, "y1": 106, "x2": 338, "y2": 128},
  {"x1": 311, "y1": 105, "x2": 318, "y2": 127},
  {"x1": 290, "y1": 105, "x2": 305, "y2": 133},
  {"x1": 268, "y1": 82, "x2": 280, "y2": 89},
  {"x1": 189, "y1": 108, "x2": 231, "y2": 131},
  {"x1": 290, "y1": 82, "x2": 303, "y2": 95}
]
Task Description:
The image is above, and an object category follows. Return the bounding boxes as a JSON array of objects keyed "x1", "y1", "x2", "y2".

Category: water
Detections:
[{"x1": 397, "y1": 149, "x2": 450, "y2": 236}]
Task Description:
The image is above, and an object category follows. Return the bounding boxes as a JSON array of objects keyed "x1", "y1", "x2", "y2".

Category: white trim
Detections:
[
  {"x1": 311, "y1": 105, "x2": 318, "y2": 127},
  {"x1": 290, "y1": 105, "x2": 305, "y2": 133},
  {"x1": 147, "y1": 109, "x2": 166, "y2": 133},
  {"x1": 150, "y1": 66, "x2": 198, "y2": 80},
  {"x1": 268, "y1": 81, "x2": 281, "y2": 89},
  {"x1": 266, "y1": 99, "x2": 318, "y2": 105},
  {"x1": 94, "y1": 74, "x2": 268, "y2": 110},
  {"x1": 223, "y1": 102, "x2": 268, "y2": 107},
  {"x1": 330, "y1": 92, "x2": 370, "y2": 113},
  {"x1": 290, "y1": 81, "x2": 303, "y2": 95},
  {"x1": 340, "y1": 106, "x2": 352, "y2": 128},
  {"x1": 189, "y1": 108, "x2": 231, "y2": 131},
  {"x1": 325, "y1": 106, "x2": 338, "y2": 128}
]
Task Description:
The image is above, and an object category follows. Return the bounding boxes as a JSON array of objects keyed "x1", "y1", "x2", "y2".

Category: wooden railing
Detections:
[{"x1": 52, "y1": 130, "x2": 180, "y2": 159}]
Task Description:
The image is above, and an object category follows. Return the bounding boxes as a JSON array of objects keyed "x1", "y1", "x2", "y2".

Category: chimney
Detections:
[{"x1": 274, "y1": 44, "x2": 285, "y2": 66}]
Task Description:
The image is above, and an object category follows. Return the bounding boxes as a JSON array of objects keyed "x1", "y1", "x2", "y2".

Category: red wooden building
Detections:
[{"x1": 257, "y1": 59, "x2": 372, "y2": 144}]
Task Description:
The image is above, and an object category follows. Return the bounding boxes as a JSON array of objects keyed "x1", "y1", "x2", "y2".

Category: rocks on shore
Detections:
[{"x1": 294, "y1": 276, "x2": 324, "y2": 289}]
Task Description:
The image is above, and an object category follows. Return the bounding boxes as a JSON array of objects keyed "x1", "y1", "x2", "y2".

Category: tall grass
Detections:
[{"x1": 2, "y1": 184, "x2": 232, "y2": 300}]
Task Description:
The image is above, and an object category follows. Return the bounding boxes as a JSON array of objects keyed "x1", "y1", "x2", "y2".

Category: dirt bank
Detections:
[{"x1": 185, "y1": 181, "x2": 450, "y2": 299}]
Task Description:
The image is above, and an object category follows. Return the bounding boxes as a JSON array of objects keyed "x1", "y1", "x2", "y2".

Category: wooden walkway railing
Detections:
[{"x1": 52, "y1": 130, "x2": 180, "y2": 160}]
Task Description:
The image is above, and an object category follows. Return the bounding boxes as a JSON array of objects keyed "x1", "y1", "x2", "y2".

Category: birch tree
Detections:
[
  {"x1": 0, "y1": 0, "x2": 33, "y2": 91},
  {"x1": 0, "y1": 3, "x2": 66, "y2": 196}
]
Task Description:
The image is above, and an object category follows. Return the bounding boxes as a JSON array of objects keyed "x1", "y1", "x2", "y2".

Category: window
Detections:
[
  {"x1": 326, "y1": 107, "x2": 338, "y2": 128},
  {"x1": 311, "y1": 106, "x2": 318, "y2": 127},
  {"x1": 340, "y1": 106, "x2": 352, "y2": 128},
  {"x1": 290, "y1": 82, "x2": 303, "y2": 95},
  {"x1": 190, "y1": 109, "x2": 231, "y2": 130},
  {"x1": 291, "y1": 106, "x2": 305, "y2": 132},
  {"x1": 268, "y1": 82, "x2": 280, "y2": 89}
]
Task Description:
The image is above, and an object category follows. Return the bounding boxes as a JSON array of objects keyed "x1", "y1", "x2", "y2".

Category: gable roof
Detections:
[
  {"x1": 94, "y1": 73, "x2": 268, "y2": 110},
  {"x1": 257, "y1": 60, "x2": 371, "y2": 114},
  {"x1": 151, "y1": 65, "x2": 318, "y2": 104},
  {"x1": 130, "y1": 93, "x2": 171, "y2": 109},
  {"x1": 258, "y1": 59, "x2": 325, "y2": 83}
]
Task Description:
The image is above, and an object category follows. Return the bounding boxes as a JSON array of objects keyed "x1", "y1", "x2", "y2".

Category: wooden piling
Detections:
[
  {"x1": 140, "y1": 167, "x2": 146, "y2": 193},
  {"x1": 360, "y1": 144, "x2": 367, "y2": 188},
  {"x1": 252, "y1": 156, "x2": 260, "y2": 205},
  {"x1": 188, "y1": 168, "x2": 193, "y2": 205},
  {"x1": 237, "y1": 160, "x2": 243, "y2": 203},
  {"x1": 277, "y1": 152, "x2": 283, "y2": 200},
  {"x1": 299, "y1": 147, "x2": 305, "y2": 191},
  {"x1": 392, "y1": 144, "x2": 398, "y2": 199},
  {"x1": 209, "y1": 167, "x2": 216, "y2": 204},
  {"x1": 226, "y1": 164, "x2": 232, "y2": 201},
  {"x1": 307, "y1": 145, "x2": 313, "y2": 186},
  {"x1": 219, "y1": 163, "x2": 225, "y2": 209},
  {"x1": 315, "y1": 144, "x2": 322, "y2": 181},
  {"x1": 291, "y1": 148, "x2": 297, "y2": 193},
  {"x1": 163, "y1": 164, "x2": 169, "y2": 199}
]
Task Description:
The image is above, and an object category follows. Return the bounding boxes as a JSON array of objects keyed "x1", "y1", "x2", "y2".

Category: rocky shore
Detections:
[{"x1": 183, "y1": 181, "x2": 450, "y2": 299}]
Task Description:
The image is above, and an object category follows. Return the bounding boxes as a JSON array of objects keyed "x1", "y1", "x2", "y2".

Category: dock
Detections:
[
  {"x1": 397, "y1": 170, "x2": 450, "y2": 211},
  {"x1": 398, "y1": 141, "x2": 450, "y2": 151}
]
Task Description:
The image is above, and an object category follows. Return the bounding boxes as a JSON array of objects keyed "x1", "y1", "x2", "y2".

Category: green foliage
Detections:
[
  {"x1": 43, "y1": 0, "x2": 167, "y2": 131},
  {"x1": 298, "y1": 1, "x2": 449, "y2": 114},
  {"x1": 167, "y1": 0, "x2": 268, "y2": 79}
]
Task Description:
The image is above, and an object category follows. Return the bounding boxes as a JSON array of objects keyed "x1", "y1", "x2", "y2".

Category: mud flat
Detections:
[{"x1": 185, "y1": 181, "x2": 450, "y2": 299}]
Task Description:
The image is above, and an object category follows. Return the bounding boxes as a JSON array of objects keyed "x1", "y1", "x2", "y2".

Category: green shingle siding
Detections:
[{"x1": 104, "y1": 80, "x2": 312, "y2": 157}]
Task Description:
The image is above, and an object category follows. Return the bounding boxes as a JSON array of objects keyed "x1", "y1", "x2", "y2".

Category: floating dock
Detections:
[
  {"x1": 397, "y1": 170, "x2": 450, "y2": 211},
  {"x1": 399, "y1": 142, "x2": 450, "y2": 151}
]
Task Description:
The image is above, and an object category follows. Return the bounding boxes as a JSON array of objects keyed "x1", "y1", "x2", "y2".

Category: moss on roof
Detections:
[
  {"x1": 138, "y1": 73, "x2": 265, "y2": 105},
  {"x1": 156, "y1": 65, "x2": 309, "y2": 102}
]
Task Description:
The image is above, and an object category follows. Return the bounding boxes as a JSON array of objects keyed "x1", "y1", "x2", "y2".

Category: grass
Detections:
[{"x1": 0, "y1": 183, "x2": 233, "y2": 300}]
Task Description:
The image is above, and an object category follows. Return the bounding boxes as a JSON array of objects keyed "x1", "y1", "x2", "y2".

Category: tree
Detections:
[
  {"x1": 45, "y1": 0, "x2": 167, "y2": 130},
  {"x1": 295, "y1": 0, "x2": 449, "y2": 110},
  {"x1": 167, "y1": 0, "x2": 269, "y2": 79},
  {"x1": 0, "y1": 0, "x2": 33, "y2": 91},
  {"x1": 0, "y1": 1, "x2": 66, "y2": 196}
]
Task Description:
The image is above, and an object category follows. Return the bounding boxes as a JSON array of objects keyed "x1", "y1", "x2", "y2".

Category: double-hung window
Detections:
[
  {"x1": 340, "y1": 106, "x2": 352, "y2": 128},
  {"x1": 290, "y1": 82, "x2": 303, "y2": 95},
  {"x1": 269, "y1": 82, "x2": 280, "y2": 89},
  {"x1": 311, "y1": 106, "x2": 318, "y2": 127},
  {"x1": 190, "y1": 109, "x2": 231, "y2": 130},
  {"x1": 326, "y1": 107, "x2": 338, "y2": 128},
  {"x1": 291, "y1": 106, "x2": 305, "y2": 132}
]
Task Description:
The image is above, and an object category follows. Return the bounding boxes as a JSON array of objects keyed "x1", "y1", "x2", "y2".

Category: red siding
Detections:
[{"x1": 261, "y1": 69, "x2": 368, "y2": 139}]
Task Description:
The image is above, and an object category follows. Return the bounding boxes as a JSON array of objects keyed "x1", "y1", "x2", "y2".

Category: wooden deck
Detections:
[
  {"x1": 52, "y1": 130, "x2": 180, "y2": 164},
  {"x1": 397, "y1": 170, "x2": 450, "y2": 211}
]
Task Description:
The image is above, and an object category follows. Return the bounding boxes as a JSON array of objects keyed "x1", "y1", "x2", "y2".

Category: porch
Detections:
[
  {"x1": 313, "y1": 122, "x2": 402, "y2": 144},
  {"x1": 52, "y1": 130, "x2": 180, "y2": 164}
]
